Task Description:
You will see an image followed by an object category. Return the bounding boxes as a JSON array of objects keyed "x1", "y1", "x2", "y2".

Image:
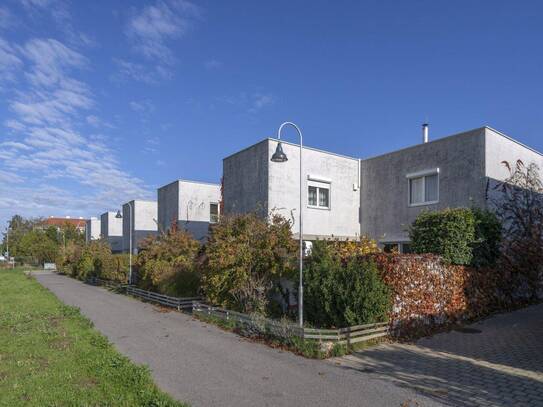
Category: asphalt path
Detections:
[{"x1": 35, "y1": 272, "x2": 442, "y2": 407}]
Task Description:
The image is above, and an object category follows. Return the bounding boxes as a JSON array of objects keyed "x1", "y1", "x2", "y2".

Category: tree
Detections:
[
  {"x1": 201, "y1": 213, "x2": 297, "y2": 314},
  {"x1": 136, "y1": 229, "x2": 201, "y2": 296},
  {"x1": 493, "y1": 160, "x2": 543, "y2": 299}
]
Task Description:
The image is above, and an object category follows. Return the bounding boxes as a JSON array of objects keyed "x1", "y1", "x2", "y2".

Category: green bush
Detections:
[
  {"x1": 304, "y1": 240, "x2": 391, "y2": 328},
  {"x1": 136, "y1": 229, "x2": 200, "y2": 297},
  {"x1": 471, "y1": 207, "x2": 502, "y2": 267},
  {"x1": 410, "y1": 208, "x2": 476, "y2": 265},
  {"x1": 201, "y1": 213, "x2": 297, "y2": 314},
  {"x1": 409, "y1": 207, "x2": 502, "y2": 267}
]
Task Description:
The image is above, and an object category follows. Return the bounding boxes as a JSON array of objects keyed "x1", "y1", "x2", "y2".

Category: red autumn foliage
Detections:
[{"x1": 368, "y1": 253, "x2": 537, "y2": 339}]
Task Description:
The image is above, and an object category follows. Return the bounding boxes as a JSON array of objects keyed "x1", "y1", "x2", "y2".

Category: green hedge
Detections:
[
  {"x1": 410, "y1": 207, "x2": 501, "y2": 266},
  {"x1": 304, "y1": 241, "x2": 391, "y2": 328}
]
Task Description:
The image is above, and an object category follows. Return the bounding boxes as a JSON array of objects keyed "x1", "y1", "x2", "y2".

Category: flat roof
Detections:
[{"x1": 223, "y1": 137, "x2": 359, "y2": 162}]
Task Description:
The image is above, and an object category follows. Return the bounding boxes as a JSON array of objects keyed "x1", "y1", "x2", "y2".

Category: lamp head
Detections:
[{"x1": 271, "y1": 142, "x2": 288, "y2": 163}]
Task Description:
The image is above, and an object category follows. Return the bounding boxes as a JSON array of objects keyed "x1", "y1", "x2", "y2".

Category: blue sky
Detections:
[{"x1": 1, "y1": 0, "x2": 543, "y2": 226}]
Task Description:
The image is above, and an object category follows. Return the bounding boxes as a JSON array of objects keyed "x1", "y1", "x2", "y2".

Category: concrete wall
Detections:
[
  {"x1": 122, "y1": 200, "x2": 158, "y2": 254},
  {"x1": 223, "y1": 140, "x2": 269, "y2": 216},
  {"x1": 360, "y1": 128, "x2": 487, "y2": 243},
  {"x1": 85, "y1": 217, "x2": 101, "y2": 243},
  {"x1": 100, "y1": 211, "x2": 123, "y2": 253},
  {"x1": 267, "y1": 139, "x2": 360, "y2": 239},
  {"x1": 485, "y1": 127, "x2": 543, "y2": 183},
  {"x1": 158, "y1": 179, "x2": 221, "y2": 241},
  {"x1": 223, "y1": 138, "x2": 360, "y2": 239},
  {"x1": 157, "y1": 181, "x2": 179, "y2": 233}
]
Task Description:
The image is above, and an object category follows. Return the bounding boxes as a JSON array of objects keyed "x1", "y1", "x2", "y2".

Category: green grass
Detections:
[{"x1": 0, "y1": 269, "x2": 187, "y2": 406}]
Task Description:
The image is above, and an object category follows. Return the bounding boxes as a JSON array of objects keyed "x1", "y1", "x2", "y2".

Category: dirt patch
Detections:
[
  {"x1": 78, "y1": 376, "x2": 98, "y2": 388},
  {"x1": 50, "y1": 336, "x2": 73, "y2": 351}
]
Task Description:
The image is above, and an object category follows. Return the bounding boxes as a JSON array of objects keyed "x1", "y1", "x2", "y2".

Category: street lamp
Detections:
[
  {"x1": 115, "y1": 204, "x2": 133, "y2": 285},
  {"x1": 271, "y1": 121, "x2": 304, "y2": 328}
]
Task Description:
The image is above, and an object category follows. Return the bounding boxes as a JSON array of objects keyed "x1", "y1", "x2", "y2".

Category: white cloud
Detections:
[
  {"x1": 0, "y1": 37, "x2": 22, "y2": 83},
  {"x1": 129, "y1": 99, "x2": 155, "y2": 113},
  {"x1": 0, "y1": 37, "x2": 151, "y2": 225},
  {"x1": 126, "y1": 0, "x2": 199, "y2": 63},
  {"x1": 216, "y1": 91, "x2": 276, "y2": 114},
  {"x1": 204, "y1": 59, "x2": 222, "y2": 70},
  {"x1": 113, "y1": 58, "x2": 171, "y2": 84},
  {"x1": 118, "y1": 0, "x2": 200, "y2": 84},
  {"x1": 250, "y1": 93, "x2": 275, "y2": 113}
]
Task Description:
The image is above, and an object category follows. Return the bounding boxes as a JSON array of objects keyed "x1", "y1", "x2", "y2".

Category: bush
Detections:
[
  {"x1": 304, "y1": 240, "x2": 391, "y2": 328},
  {"x1": 410, "y1": 208, "x2": 476, "y2": 265},
  {"x1": 471, "y1": 207, "x2": 502, "y2": 267},
  {"x1": 201, "y1": 213, "x2": 297, "y2": 314},
  {"x1": 136, "y1": 229, "x2": 201, "y2": 297}
]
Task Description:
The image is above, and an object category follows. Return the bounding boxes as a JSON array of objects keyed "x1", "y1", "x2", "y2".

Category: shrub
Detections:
[
  {"x1": 316, "y1": 237, "x2": 380, "y2": 261},
  {"x1": 410, "y1": 208, "x2": 476, "y2": 265},
  {"x1": 304, "y1": 241, "x2": 391, "y2": 328},
  {"x1": 201, "y1": 213, "x2": 297, "y2": 314},
  {"x1": 493, "y1": 160, "x2": 543, "y2": 300},
  {"x1": 471, "y1": 207, "x2": 502, "y2": 267},
  {"x1": 136, "y1": 229, "x2": 200, "y2": 297}
]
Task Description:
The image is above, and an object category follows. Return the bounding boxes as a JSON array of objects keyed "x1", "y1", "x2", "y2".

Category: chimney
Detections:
[{"x1": 422, "y1": 123, "x2": 429, "y2": 143}]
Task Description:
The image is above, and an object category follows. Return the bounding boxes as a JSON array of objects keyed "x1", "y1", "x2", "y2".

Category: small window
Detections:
[
  {"x1": 401, "y1": 243, "x2": 413, "y2": 254},
  {"x1": 408, "y1": 171, "x2": 439, "y2": 206},
  {"x1": 383, "y1": 243, "x2": 400, "y2": 253},
  {"x1": 308, "y1": 184, "x2": 330, "y2": 209},
  {"x1": 210, "y1": 203, "x2": 219, "y2": 223}
]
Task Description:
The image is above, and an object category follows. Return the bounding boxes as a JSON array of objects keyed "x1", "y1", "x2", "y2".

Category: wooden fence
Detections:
[
  {"x1": 192, "y1": 302, "x2": 389, "y2": 345},
  {"x1": 85, "y1": 277, "x2": 388, "y2": 345}
]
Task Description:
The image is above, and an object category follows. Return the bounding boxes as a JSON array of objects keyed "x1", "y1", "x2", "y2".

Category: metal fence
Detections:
[{"x1": 125, "y1": 286, "x2": 202, "y2": 310}]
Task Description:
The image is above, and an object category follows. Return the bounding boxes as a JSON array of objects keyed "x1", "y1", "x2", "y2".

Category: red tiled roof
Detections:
[{"x1": 42, "y1": 217, "x2": 87, "y2": 228}]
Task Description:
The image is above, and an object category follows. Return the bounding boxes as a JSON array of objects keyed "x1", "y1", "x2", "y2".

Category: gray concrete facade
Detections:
[
  {"x1": 223, "y1": 139, "x2": 360, "y2": 240},
  {"x1": 224, "y1": 127, "x2": 543, "y2": 247},
  {"x1": 360, "y1": 127, "x2": 543, "y2": 246},
  {"x1": 100, "y1": 211, "x2": 123, "y2": 253},
  {"x1": 85, "y1": 217, "x2": 101, "y2": 243},
  {"x1": 121, "y1": 200, "x2": 158, "y2": 254},
  {"x1": 157, "y1": 179, "x2": 221, "y2": 241}
]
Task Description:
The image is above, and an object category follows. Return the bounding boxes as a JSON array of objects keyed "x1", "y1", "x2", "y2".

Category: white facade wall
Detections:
[
  {"x1": 157, "y1": 180, "x2": 221, "y2": 241},
  {"x1": 85, "y1": 217, "x2": 101, "y2": 243},
  {"x1": 100, "y1": 211, "x2": 123, "y2": 252},
  {"x1": 268, "y1": 140, "x2": 360, "y2": 239},
  {"x1": 122, "y1": 200, "x2": 158, "y2": 254}
]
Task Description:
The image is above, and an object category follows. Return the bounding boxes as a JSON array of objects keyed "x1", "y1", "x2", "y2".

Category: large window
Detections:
[
  {"x1": 308, "y1": 183, "x2": 330, "y2": 209},
  {"x1": 210, "y1": 203, "x2": 219, "y2": 223},
  {"x1": 407, "y1": 169, "x2": 439, "y2": 206}
]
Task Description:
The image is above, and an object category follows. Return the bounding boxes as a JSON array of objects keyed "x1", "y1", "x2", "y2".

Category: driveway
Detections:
[
  {"x1": 35, "y1": 272, "x2": 439, "y2": 407},
  {"x1": 334, "y1": 303, "x2": 543, "y2": 406}
]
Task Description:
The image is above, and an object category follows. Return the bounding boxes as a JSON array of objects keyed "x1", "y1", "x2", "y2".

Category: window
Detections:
[
  {"x1": 308, "y1": 184, "x2": 330, "y2": 209},
  {"x1": 210, "y1": 203, "x2": 219, "y2": 223},
  {"x1": 383, "y1": 242, "x2": 412, "y2": 254},
  {"x1": 407, "y1": 170, "x2": 439, "y2": 206}
]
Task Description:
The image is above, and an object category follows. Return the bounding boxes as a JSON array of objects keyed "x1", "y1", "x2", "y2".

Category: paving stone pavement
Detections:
[{"x1": 331, "y1": 303, "x2": 543, "y2": 407}]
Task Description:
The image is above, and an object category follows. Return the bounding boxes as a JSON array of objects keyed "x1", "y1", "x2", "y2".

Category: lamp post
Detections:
[
  {"x1": 270, "y1": 121, "x2": 304, "y2": 328},
  {"x1": 6, "y1": 226, "x2": 10, "y2": 269},
  {"x1": 116, "y1": 203, "x2": 133, "y2": 285}
]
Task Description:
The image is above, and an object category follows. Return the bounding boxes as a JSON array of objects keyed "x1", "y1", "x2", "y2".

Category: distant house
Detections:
[
  {"x1": 121, "y1": 200, "x2": 158, "y2": 254},
  {"x1": 157, "y1": 179, "x2": 221, "y2": 241},
  {"x1": 85, "y1": 217, "x2": 101, "y2": 243},
  {"x1": 42, "y1": 216, "x2": 87, "y2": 234},
  {"x1": 100, "y1": 211, "x2": 123, "y2": 253},
  {"x1": 223, "y1": 126, "x2": 543, "y2": 252}
]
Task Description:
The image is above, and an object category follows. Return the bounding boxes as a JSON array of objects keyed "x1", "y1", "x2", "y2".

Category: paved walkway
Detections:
[
  {"x1": 35, "y1": 273, "x2": 439, "y2": 407},
  {"x1": 333, "y1": 303, "x2": 543, "y2": 406}
]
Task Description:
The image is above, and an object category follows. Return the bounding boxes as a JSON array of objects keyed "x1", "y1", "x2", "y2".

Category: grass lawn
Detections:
[{"x1": 0, "y1": 269, "x2": 186, "y2": 406}]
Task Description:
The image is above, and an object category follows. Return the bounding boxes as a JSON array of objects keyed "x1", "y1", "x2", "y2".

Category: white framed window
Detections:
[
  {"x1": 407, "y1": 169, "x2": 439, "y2": 206},
  {"x1": 307, "y1": 179, "x2": 330, "y2": 209},
  {"x1": 210, "y1": 202, "x2": 219, "y2": 223}
]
